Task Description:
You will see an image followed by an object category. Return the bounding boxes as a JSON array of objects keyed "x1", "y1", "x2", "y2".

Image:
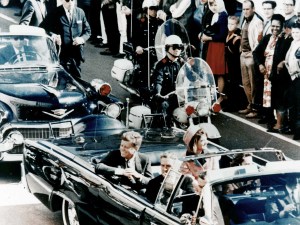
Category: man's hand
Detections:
[
  {"x1": 277, "y1": 61, "x2": 285, "y2": 74},
  {"x1": 121, "y1": 6, "x2": 131, "y2": 15},
  {"x1": 259, "y1": 64, "x2": 266, "y2": 74},
  {"x1": 52, "y1": 34, "x2": 61, "y2": 46},
  {"x1": 201, "y1": 34, "x2": 212, "y2": 42},
  {"x1": 283, "y1": 203, "x2": 297, "y2": 213},
  {"x1": 156, "y1": 93, "x2": 168, "y2": 99},
  {"x1": 73, "y1": 37, "x2": 84, "y2": 46},
  {"x1": 157, "y1": 10, "x2": 166, "y2": 21},
  {"x1": 123, "y1": 168, "x2": 142, "y2": 179}
]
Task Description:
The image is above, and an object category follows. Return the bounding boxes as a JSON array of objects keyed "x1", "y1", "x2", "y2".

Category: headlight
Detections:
[
  {"x1": 104, "y1": 103, "x2": 121, "y2": 118},
  {"x1": 196, "y1": 99, "x2": 210, "y2": 117},
  {"x1": 10, "y1": 131, "x2": 24, "y2": 145},
  {"x1": 90, "y1": 79, "x2": 112, "y2": 96},
  {"x1": 173, "y1": 107, "x2": 188, "y2": 123}
]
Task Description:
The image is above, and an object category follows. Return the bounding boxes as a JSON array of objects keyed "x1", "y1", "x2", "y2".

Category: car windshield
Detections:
[
  {"x1": 0, "y1": 35, "x2": 58, "y2": 65},
  {"x1": 213, "y1": 172, "x2": 300, "y2": 225}
]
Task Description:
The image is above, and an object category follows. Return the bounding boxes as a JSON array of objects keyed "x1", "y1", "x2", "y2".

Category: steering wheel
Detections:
[{"x1": 8, "y1": 51, "x2": 42, "y2": 64}]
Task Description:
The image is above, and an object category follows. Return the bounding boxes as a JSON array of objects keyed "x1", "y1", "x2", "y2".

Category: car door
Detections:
[{"x1": 143, "y1": 170, "x2": 189, "y2": 225}]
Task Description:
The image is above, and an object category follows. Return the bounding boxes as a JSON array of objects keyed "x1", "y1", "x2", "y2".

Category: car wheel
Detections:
[
  {"x1": 0, "y1": 0, "x2": 9, "y2": 7},
  {"x1": 62, "y1": 198, "x2": 80, "y2": 225}
]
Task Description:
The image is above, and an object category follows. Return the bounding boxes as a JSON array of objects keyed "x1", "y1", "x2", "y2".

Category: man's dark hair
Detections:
[
  {"x1": 262, "y1": 0, "x2": 277, "y2": 8},
  {"x1": 271, "y1": 14, "x2": 285, "y2": 25}
]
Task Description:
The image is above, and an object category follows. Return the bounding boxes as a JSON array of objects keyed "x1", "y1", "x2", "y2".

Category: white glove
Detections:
[
  {"x1": 157, "y1": 10, "x2": 166, "y2": 21},
  {"x1": 121, "y1": 6, "x2": 131, "y2": 15},
  {"x1": 136, "y1": 46, "x2": 143, "y2": 54}
]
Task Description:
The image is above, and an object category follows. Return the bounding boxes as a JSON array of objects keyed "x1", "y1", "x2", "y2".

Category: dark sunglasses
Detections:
[
  {"x1": 149, "y1": 6, "x2": 158, "y2": 10},
  {"x1": 170, "y1": 44, "x2": 184, "y2": 50},
  {"x1": 65, "y1": 0, "x2": 74, "y2": 2}
]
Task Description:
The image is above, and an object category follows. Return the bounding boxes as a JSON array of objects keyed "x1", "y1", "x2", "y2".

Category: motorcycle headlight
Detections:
[
  {"x1": 104, "y1": 103, "x2": 121, "y2": 118},
  {"x1": 90, "y1": 79, "x2": 112, "y2": 96},
  {"x1": 196, "y1": 99, "x2": 210, "y2": 117},
  {"x1": 173, "y1": 107, "x2": 188, "y2": 123},
  {"x1": 99, "y1": 83, "x2": 111, "y2": 96}
]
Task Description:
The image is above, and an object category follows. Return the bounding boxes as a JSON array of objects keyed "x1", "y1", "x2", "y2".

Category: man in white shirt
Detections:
[{"x1": 262, "y1": 1, "x2": 277, "y2": 36}]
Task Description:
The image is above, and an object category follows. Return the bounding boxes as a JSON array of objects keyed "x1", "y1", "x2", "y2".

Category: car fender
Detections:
[{"x1": 0, "y1": 101, "x2": 14, "y2": 126}]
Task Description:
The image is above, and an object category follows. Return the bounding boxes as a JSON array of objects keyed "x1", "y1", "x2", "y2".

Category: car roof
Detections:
[{"x1": 0, "y1": 25, "x2": 48, "y2": 38}]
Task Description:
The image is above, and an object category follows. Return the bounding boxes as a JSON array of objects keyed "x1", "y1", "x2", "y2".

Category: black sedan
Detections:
[
  {"x1": 0, "y1": 25, "x2": 123, "y2": 161},
  {"x1": 21, "y1": 126, "x2": 292, "y2": 225}
]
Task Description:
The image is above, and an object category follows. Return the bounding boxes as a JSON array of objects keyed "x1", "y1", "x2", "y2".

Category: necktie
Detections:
[
  {"x1": 125, "y1": 160, "x2": 130, "y2": 168},
  {"x1": 19, "y1": 51, "x2": 26, "y2": 62},
  {"x1": 67, "y1": 10, "x2": 72, "y2": 23}
]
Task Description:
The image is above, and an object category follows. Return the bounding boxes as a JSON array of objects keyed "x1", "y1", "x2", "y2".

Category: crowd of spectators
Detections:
[{"x1": 16, "y1": 0, "x2": 300, "y2": 139}]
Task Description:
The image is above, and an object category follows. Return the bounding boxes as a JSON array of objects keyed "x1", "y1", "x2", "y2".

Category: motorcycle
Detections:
[
  {"x1": 111, "y1": 19, "x2": 190, "y2": 123},
  {"x1": 111, "y1": 19, "x2": 220, "y2": 140},
  {"x1": 111, "y1": 19, "x2": 191, "y2": 102}
]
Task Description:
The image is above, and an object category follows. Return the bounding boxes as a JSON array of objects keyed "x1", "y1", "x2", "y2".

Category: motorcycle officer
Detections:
[{"x1": 152, "y1": 35, "x2": 185, "y2": 128}]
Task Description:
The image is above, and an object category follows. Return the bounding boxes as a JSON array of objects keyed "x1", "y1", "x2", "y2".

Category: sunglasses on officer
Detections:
[
  {"x1": 149, "y1": 6, "x2": 158, "y2": 10},
  {"x1": 65, "y1": 0, "x2": 74, "y2": 2},
  {"x1": 170, "y1": 44, "x2": 184, "y2": 50}
]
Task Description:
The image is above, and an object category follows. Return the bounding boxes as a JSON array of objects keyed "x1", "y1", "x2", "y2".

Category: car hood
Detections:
[
  {"x1": 0, "y1": 83, "x2": 83, "y2": 103},
  {"x1": 0, "y1": 83, "x2": 90, "y2": 120}
]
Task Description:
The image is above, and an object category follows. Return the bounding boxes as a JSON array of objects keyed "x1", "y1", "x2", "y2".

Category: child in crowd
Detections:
[{"x1": 224, "y1": 15, "x2": 245, "y2": 112}]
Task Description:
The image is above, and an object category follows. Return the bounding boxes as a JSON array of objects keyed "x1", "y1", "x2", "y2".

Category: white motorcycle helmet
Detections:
[
  {"x1": 165, "y1": 35, "x2": 183, "y2": 46},
  {"x1": 164, "y1": 35, "x2": 184, "y2": 53},
  {"x1": 142, "y1": 0, "x2": 158, "y2": 9}
]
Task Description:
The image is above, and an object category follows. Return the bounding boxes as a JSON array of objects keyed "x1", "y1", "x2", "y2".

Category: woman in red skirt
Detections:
[{"x1": 199, "y1": 0, "x2": 228, "y2": 105}]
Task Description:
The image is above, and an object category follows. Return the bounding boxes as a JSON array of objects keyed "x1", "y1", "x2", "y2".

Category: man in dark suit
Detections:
[
  {"x1": 0, "y1": 37, "x2": 36, "y2": 64},
  {"x1": 265, "y1": 176, "x2": 299, "y2": 222},
  {"x1": 95, "y1": 131, "x2": 153, "y2": 190},
  {"x1": 145, "y1": 152, "x2": 174, "y2": 203},
  {"x1": 20, "y1": 0, "x2": 57, "y2": 26},
  {"x1": 40, "y1": 0, "x2": 91, "y2": 77}
]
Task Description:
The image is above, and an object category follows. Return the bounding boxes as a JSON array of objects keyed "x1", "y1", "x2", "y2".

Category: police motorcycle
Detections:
[
  {"x1": 153, "y1": 20, "x2": 220, "y2": 139},
  {"x1": 111, "y1": 19, "x2": 189, "y2": 123},
  {"x1": 112, "y1": 18, "x2": 220, "y2": 139}
]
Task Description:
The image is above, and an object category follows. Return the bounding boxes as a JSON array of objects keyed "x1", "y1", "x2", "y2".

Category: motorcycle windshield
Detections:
[
  {"x1": 176, "y1": 57, "x2": 217, "y2": 107},
  {"x1": 155, "y1": 19, "x2": 191, "y2": 61}
]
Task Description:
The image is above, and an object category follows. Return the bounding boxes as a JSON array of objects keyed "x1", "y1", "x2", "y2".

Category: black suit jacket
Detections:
[
  {"x1": 0, "y1": 44, "x2": 36, "y2": 64},
  {"x1": 145, "y1": 174, "x2": 164, "y2": 203},
  {"x1": 20, "y1": 0, "x2": 57, "y2": 26},
  {"x1": 40, "y1": 5, "x2": 91, "y2": 62},
  {"x1": 95, "y1": 150, "x2": 153, "y2": 189}
]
